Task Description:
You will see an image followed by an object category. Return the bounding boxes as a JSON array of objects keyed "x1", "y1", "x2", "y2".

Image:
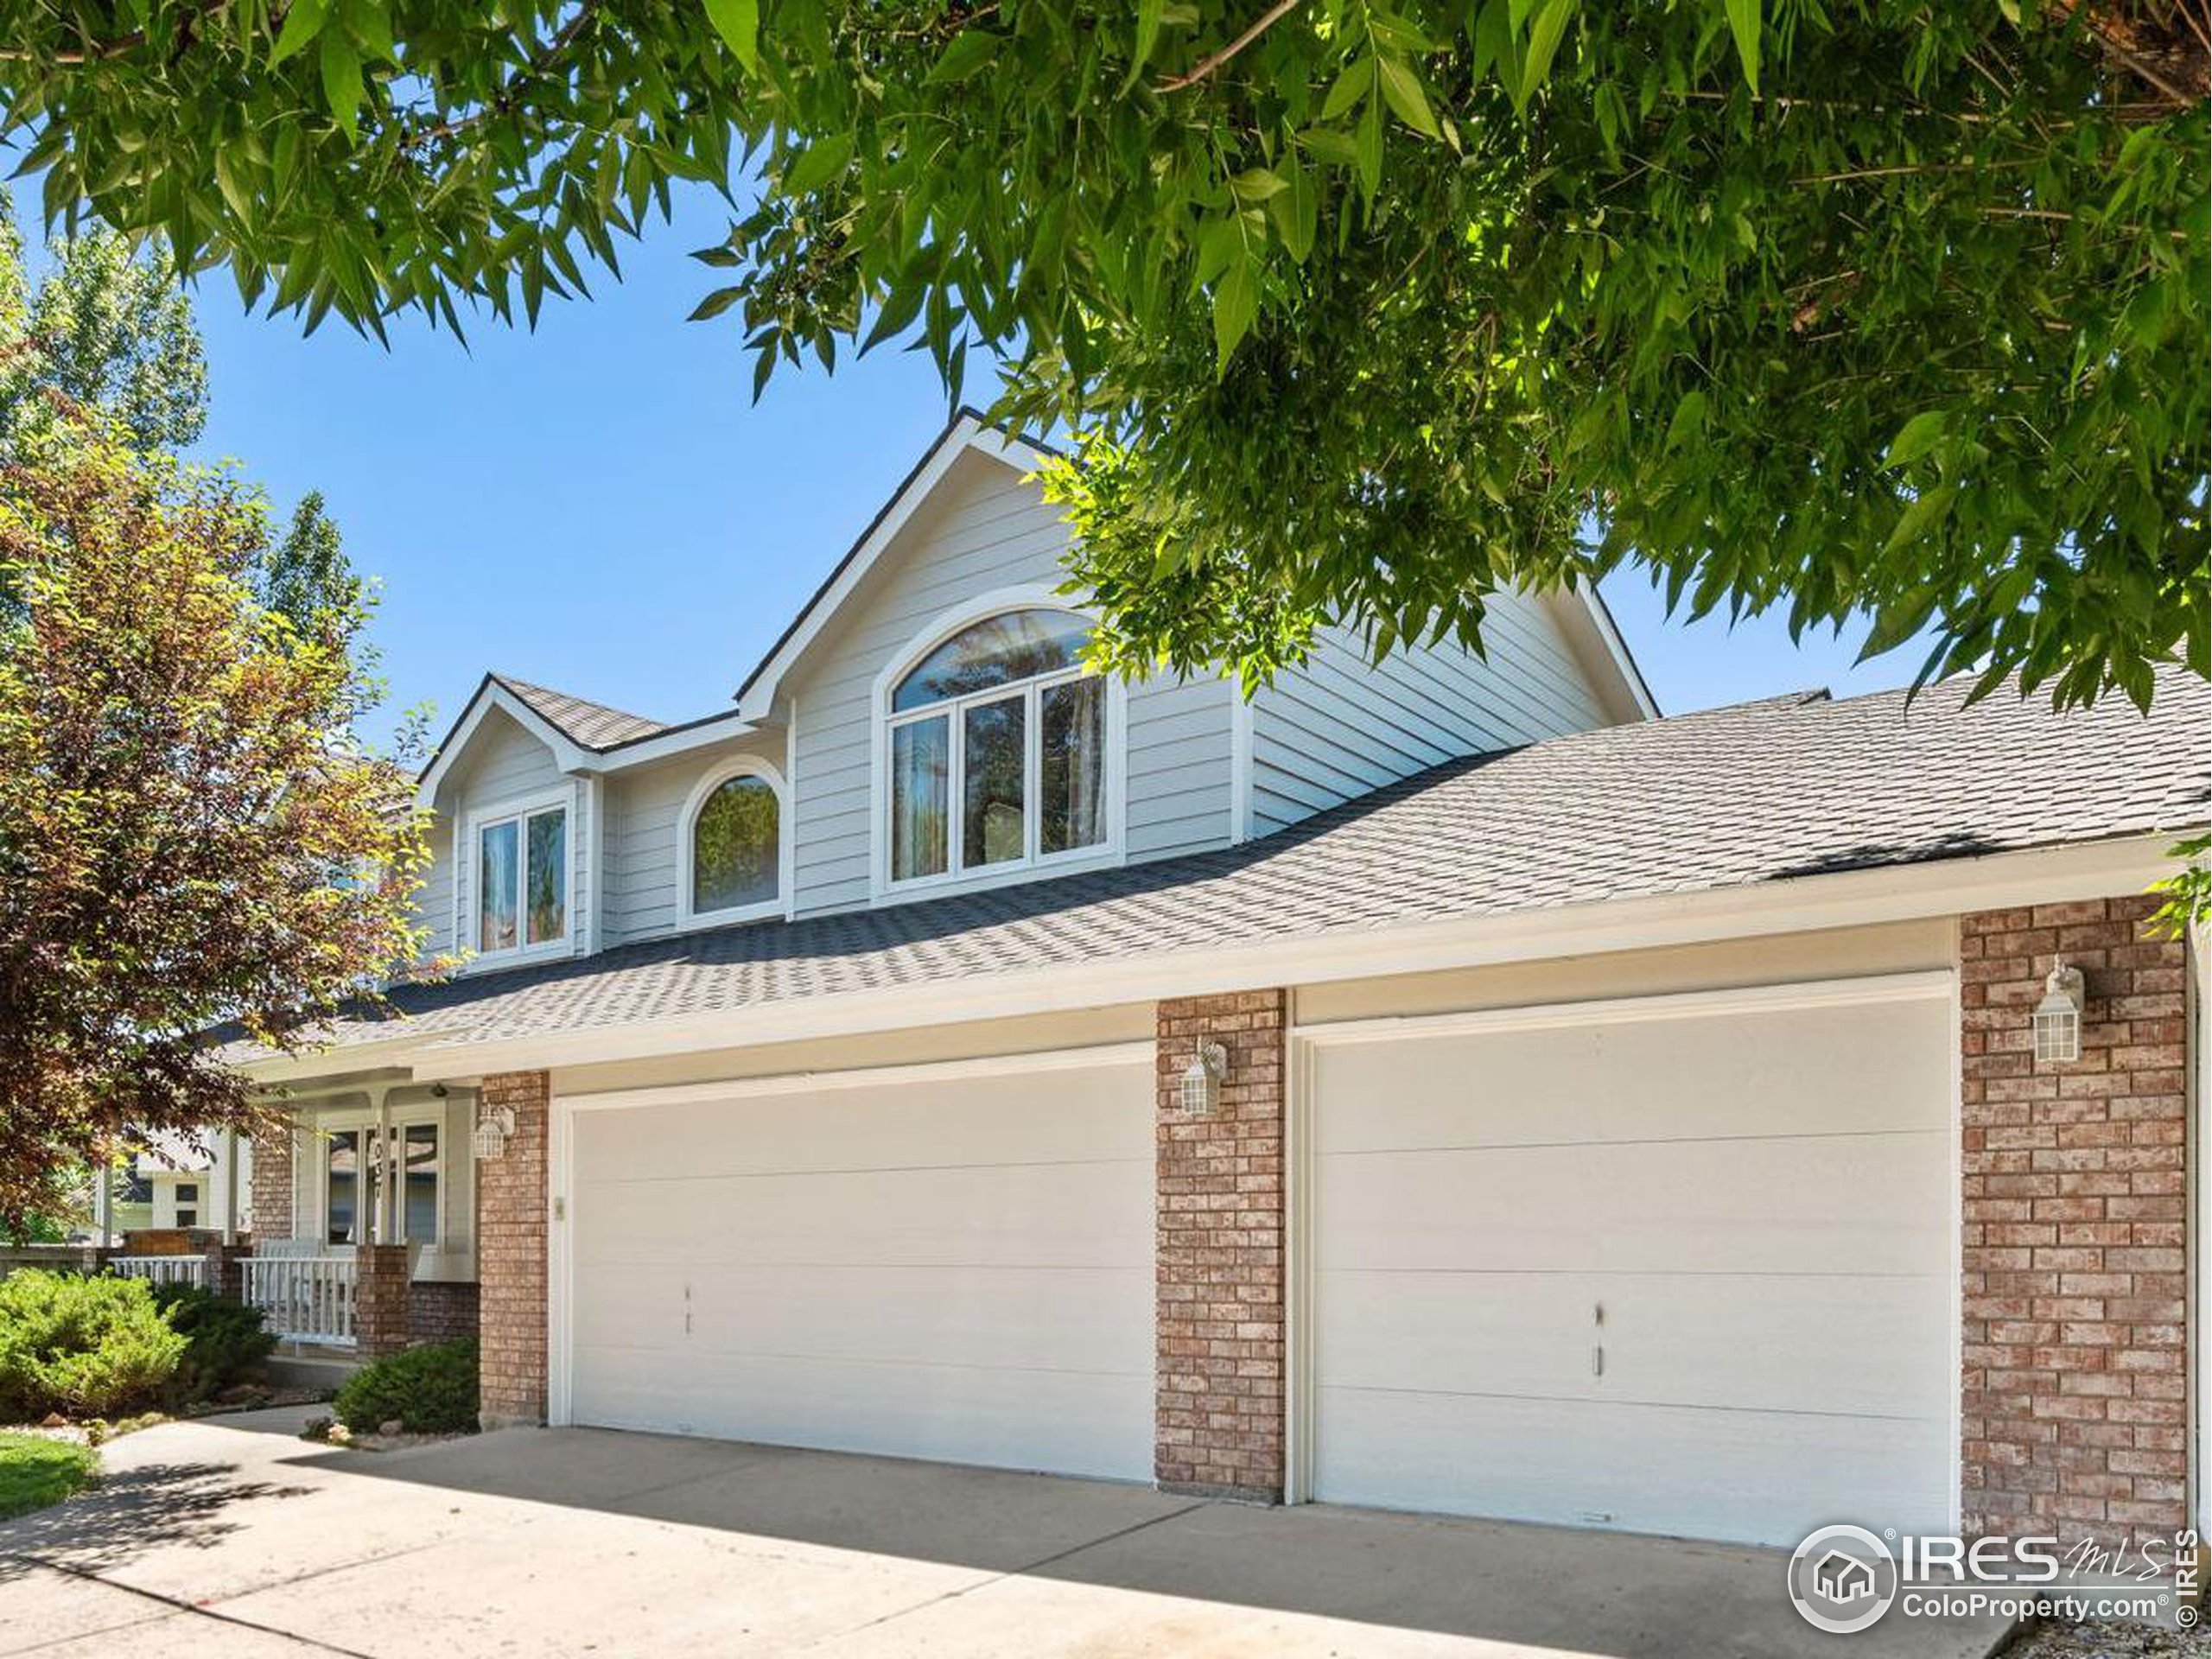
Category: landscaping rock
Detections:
[{"x1": 1998, "y1": 1616, "x2": 2202, "y2": 1658}]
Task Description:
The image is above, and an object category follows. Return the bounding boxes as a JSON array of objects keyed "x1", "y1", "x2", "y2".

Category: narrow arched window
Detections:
[
  {"x1": 886, "y1": 608, "x2": 1106, "y2": 884},
  {"x1": 691, "y1": 772, "x2": 781, "y2": 914}
]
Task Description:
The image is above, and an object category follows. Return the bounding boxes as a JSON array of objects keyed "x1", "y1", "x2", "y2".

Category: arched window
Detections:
[
  {"x1": 684, "y1": 764, "x2": 785, "y2": 921},
  {"x1": 885, "y1": 607, "x2": 1108, "y2": 885}
]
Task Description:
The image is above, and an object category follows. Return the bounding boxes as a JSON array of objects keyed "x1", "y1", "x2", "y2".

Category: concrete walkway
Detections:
[{"x1": 0, "y1": 1407, "x2": 2013, "y2": 1658}]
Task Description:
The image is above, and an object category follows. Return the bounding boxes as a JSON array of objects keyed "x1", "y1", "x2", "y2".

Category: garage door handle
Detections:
[{"x1": 1592, "y1": 1344, "x2": 1604, "y2": 1378}]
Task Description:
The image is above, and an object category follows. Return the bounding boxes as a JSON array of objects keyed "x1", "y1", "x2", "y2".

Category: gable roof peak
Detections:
[{"x1": 487, "y1": 672, "x2": 670, "y2": 751}]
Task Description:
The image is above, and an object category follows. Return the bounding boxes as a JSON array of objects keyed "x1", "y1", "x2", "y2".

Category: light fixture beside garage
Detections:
[
  {"x1": 2033, "y1": 958, "x2": 2086, "y2": 1065},
  {"x1": 1180, "y1": 1041, "x2": 1227, "y2": 1117},
  {"x1": 472, "y1": 1104, "x2": 516, "y2": 1160}
]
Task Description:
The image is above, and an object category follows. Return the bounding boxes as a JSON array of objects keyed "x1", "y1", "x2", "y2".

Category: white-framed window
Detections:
[
  {"x1": 677, "y1": 759, "x2": 790, "y2": 928},
  {"x1": 321, "y1": 1120, "x2": 441, "y2": 1246},
  {"x1": 876, "y1": 604, "x2": 1117, "y2": 892},
  {"x1": 461, "y1": 787, "x2": 575, "y2": 963}
]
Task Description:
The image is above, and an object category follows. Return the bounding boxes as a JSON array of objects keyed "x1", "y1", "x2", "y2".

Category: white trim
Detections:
[
  {"x1": 736, "y1": 416, "x2": 1056, "y2": 721},
  {"x1": 455, "y1": 784, "x2": 581, "y2": 971},
  {"x1": 562, "y1": 1039, "x2": 1155, "y2": 1115},
  {"x1": 867, "y1": 587, "x2": 1128, "y2": 903},
  {"x1": 1948, "y1": 927, "x2": 1967, "y2": 1538},
  {"x1": 417, "y1": 682, "x2": 593, "y2": 804},
  {"x1": 1285, "y1": 1007, "x2": 1313, "y2": 1503},
  {"x1": 549, "y1": 1080, "x2": 574, "y2": 1427},
  {"x1": 1228, "y1": 684, "x2": 1255, "y2": 846},
  {"x1": 1290, "y1": 969, "x2": 1955, "y2": 1045},
  {"x1": 1282, "y1": 965, "x2": 1964, "y2": 1527},
  {"x1": 262, "y1": 834, "x2": 2175, "y2": 1085},
  {"x1": 577, "y1": 712, "x2": 760, "y2": 773},
  {"x1": 2191, "y1": 925, "x2": 2209, "y2": 1535},
  {"x1": 673, "y1": 756, "x2": 793, "y2": 931},
  {"x1": 1564, "y1": 577, "x2": 1661, "y2": 722},
  {"x1": 545, "y1": 1038, "x2": 1153, "y2": 1433}
]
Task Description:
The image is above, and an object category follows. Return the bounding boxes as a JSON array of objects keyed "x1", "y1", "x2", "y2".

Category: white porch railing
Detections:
[
  {"x1": 109, "y1": 1255, "x2": 207, "y2": 1290},
  {"x1": 241, "y1": 1253, "x2": 358, "y2": 1345}
]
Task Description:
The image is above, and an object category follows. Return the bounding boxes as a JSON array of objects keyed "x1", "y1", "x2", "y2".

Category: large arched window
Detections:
[
  {"x1": 682, "y1": 761, "x2": 785, "y2": 923},
  {"x1": 884, "y1": 607, "x2": 1108, "y2": 885}
]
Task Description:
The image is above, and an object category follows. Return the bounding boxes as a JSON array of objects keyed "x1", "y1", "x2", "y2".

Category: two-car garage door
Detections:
[
  {"x1": 563, "y1": 1050, "x2": 1154, "y2": 1481},
  {"x1": 1305, "y1": 980, "x2": 1955, "y2": 1547}
]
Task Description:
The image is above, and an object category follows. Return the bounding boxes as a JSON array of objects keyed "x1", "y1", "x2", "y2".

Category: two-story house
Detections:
[{"x1": 213, "y1": 410, "x2": 2209, "y2": 1556}]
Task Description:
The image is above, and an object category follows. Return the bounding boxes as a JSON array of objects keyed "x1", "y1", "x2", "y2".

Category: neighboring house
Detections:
[
  {"x1": 223, "y1": 410, "x2": 2212, "y2": 1558},
  {"x1": 130, "y1": 1131, "x2": 251, "y2": 1233}
]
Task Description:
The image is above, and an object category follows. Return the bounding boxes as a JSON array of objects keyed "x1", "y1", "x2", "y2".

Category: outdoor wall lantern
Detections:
[
  {"x1": 1180, "y1": 1041, "x2": 1227, "y2": 1117},
  {"x1": 2033, "y1": 958, "x2": 2086, "y2": 1065},
  {"x1": 472, "y1": 1105, "x2": 516, "y2": 1160}
]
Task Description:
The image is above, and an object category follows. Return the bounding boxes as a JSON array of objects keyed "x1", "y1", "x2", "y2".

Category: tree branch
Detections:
[{"x1": 1154, "y1": 0, "x2": 1306, "y2": 93}]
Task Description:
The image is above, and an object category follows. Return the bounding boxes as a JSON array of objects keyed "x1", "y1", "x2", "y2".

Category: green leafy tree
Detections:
[
  {"x1": 0, "y1": 1, "x2": 2199, "y2": 711},
  {"x1": 0, "y1": 416, "x2": 435, "y2": 1231},
  {"x1": 0, "y1": 185, "x2": 206, "y2": 456}
]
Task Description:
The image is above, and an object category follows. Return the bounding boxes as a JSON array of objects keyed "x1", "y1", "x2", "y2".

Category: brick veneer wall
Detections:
[
  {"x1": 1155, "y1": 990, "x2": 1287, "y2": 1499},
  {"x1": 250, "y1": 1117, "x2": 294, "y2": 1240},
  {"x1": 410, "y1": 1281, "x2": 480, "y2": 1345},
  {"x1": 1961, "y1": 897, "x2": 2190, "y2": 1547},
  {"x1": 478, "y1": 1071, "x2": 550, "y2": 1427}
]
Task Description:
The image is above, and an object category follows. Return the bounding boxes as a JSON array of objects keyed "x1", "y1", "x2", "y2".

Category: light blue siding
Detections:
[
  {"x1": 600, "y1": 733, "x2": 788, "y2": 946},
  {"x1": 1250, "y1": 592, "x2": 1609, "y2": 836},
  {"x1": 429, "y1": 708, "x2": 594, "y2": 966}
]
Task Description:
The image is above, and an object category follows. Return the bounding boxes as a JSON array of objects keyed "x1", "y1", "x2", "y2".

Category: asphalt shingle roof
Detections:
[
  {"x1": 493, "y1": 674, "x2": 668, "y2": 750},
  {"x1": 305, "y1": 671, "x2": 2210, "y2": 1058}
]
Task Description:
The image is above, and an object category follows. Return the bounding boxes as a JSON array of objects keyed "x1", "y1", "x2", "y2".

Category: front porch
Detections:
[{"x1": 109, "y1": 1077, "x2": 491, "y2": 1361}]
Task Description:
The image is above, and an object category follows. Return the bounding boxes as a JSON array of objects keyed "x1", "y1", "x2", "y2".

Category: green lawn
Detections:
[{"x1": 0, "y1": 1432, "x2": 97, "y2": 1521}]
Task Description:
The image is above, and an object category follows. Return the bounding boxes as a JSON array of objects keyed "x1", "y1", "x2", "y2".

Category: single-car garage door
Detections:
[
  {"x1": 1305, "y1": 976, "x2": 1954, "y2": 1546},
  {"x1": 563, "y1": 1050, "x2": 1154, "y2": 1480}
]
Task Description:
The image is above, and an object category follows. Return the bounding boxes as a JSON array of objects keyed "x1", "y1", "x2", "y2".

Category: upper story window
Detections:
[
  {"x1": 885, "y1": 608, "x2": 1109, "y2": 886},
  {"x1": 682, "y1": 760, "x2": 786, "y2": 925},
  {"x1": 473, "y1": 796, "x2": 569, "y2": 958}
]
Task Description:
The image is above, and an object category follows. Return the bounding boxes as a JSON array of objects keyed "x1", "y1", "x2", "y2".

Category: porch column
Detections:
[
  {"x1": 1154, "y1": 990, "x2": 1288, "y2": 1500},
  {"x1": 478, "y1": 1070, "x2": 550, "y2": 1429},
  {"x1": 355, "y1": 1243, "x2": 411, "y2": 1357},
  {"x1": 1960, "y1": 896, "x2": 2190, "y2": 1550},
  {"x1": 250, "y1": 1114, "x2": 296, "y2": 1242}
]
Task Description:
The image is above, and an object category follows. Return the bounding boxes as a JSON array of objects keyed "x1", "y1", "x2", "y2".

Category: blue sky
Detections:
[{"x1": 153, "y1": 182, "x2": 1917, "y2": 738}]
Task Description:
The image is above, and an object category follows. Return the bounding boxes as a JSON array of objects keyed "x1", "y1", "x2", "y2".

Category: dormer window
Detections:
[
  {"x1": 884, "y1": 607, "x2": 1109, "y2": 886},
  {"x1": 464, "y1": 787, "x2": 575, "y2": 962}
]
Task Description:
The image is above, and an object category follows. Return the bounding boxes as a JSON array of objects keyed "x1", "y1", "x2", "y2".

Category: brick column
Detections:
[
  {"x1": 250, "y1": 1116, "x2": 295, "y2": 1241},
  {"x1": 1155, "y1": 990, "x2": 1287, "y2": 1500},
  {"x1": 478, "y1": 1071, "x2": 550, "y2": 1428},
  {"x1": 354, "y1": 1243, "x2": 411, "y2": 1357},
  {"x1": 1960, "y1": 897, "x2": 2190, "y2": 1548}
]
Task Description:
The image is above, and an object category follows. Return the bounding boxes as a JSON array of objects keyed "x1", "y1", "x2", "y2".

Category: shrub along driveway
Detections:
[{"x1": 0, "y1": 1406, "x2": 2013, "y2": 1659}]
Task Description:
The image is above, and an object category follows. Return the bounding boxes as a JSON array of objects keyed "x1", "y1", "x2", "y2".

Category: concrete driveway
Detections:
[{"x1": 0, "y1": 1406, "x2": 2012, "y2": 1659}]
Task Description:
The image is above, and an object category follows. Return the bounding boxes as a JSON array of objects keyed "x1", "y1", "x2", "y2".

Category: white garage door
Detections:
[
  {"x1": 1306, "y1": 978, "x2": 1954, "y2": 1546},
  {"x1": 563, "y1": 1052, "x2": 1154, "y2": 1480}
]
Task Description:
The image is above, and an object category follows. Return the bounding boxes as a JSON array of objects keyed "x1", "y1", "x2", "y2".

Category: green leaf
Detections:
[
  {"x1": 1230, "y1": 168, "x2": 1288, "y2": 203},
  {"x1": 1881, "y1": 484, "x2": 1959, "y2": 556},
  {"x1": 780, "y1": 132, "x2": 854, "y2": 197},
  {"x1": 270, "y1": 0, "x2": 331, "y2": 66},
  {"x1": 1120, "y1": 0, "x2": 1165, "y2": 95},
  {"x1": 1859, "y1": 587, "x2": 1939, "y2": 661},
  {"x1": 690, "y1": 285, "x2": 742, "y2": 321},
  {"x1": 925, "y1": 28, "x2": 999, "y2": 85},
  {"x1": 1518, "y1": 0, "x2": 1577, "y2": 104},
  {"x1": 1723, "y1": 0, "x2": 1762, "y2": 94},
  {"x1": 1376, "y1": 57, "x2": 1440, "y2": 139},
  {"x1": 1662, "y1": 388, "x2": 1707, "y2": 453},
  {"x1": 1212, "y1": 257, "x2": 1258, "y2": 372},
  {"x1": 1268, "y1": 157, "x2": 1318, "y2": 263},
  {"x1": 318, "y1": 30, "x2": 362, "y2": 140},
  {"x1": 1354, "y1": 96, "x2": 1382, "y2": 198},
  {"x1": 702, "y1": 0, "x2": 760, "y2": 74},
  {"x1": 1882, "y1": 410, "x2": 1948, "y2": 471}
]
